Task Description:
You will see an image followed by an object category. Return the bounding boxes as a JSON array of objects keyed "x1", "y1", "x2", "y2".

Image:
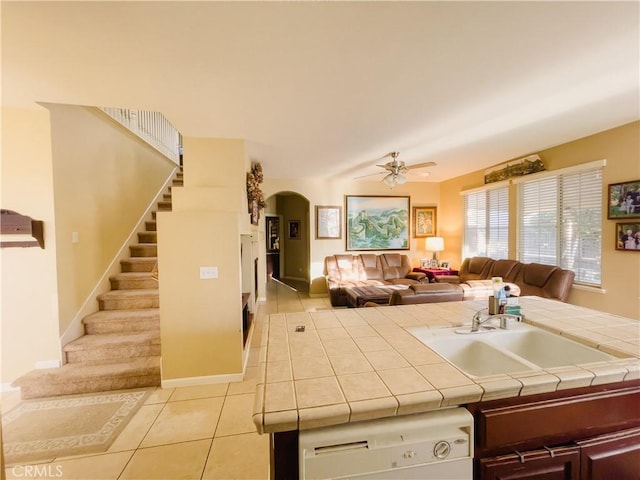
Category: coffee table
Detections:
[{"x1": 344, "y1": 285, "x2": 409, "y2": 308}]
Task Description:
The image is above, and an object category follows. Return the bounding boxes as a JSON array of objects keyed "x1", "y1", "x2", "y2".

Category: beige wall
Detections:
[
  {"x1": 439, "y1": 121, "x2": 640, "y2": 318},
  {"x1": 47, "y1": 105, "x2": 176, "y2": 336},
  {"x1": 157, "y1": 211, "x2": 243, "y2": 381},
  {"x1": 263, "y1": 178, "x2": 440, "y2": 295},
  {"x1": 1, "y1": 104, "x2": 176, "y2": 387},
  {"x1": 1, "y1": 106, "x2": 61, "y2": 385},
  {"x1": 277, "y1": 194, "x2": 309, "y2": 280},
  {"x1": 158, "y1": 137, "x2": 252, "y2": 384}
]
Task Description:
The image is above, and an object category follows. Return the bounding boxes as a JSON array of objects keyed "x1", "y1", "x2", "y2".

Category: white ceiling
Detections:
[{"x1": 2, "y1": 1, "x2": 639, "y2": 182}]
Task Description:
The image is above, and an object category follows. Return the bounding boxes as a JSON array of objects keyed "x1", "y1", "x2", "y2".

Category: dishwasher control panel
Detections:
[
  {"x1": 391, "y1": 433, "x2": 469, "y2": 468},
  {"x1": 299, "y1": 407, "x2": 474, "y2": 479}
]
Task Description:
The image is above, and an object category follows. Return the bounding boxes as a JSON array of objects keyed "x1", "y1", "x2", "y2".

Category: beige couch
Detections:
[{"x1": 324, "y1": 253, "x2": 426, "y2": 306}]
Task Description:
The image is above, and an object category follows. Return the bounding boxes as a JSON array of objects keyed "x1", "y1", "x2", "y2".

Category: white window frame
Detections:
[{"x1": 514, "y1": 159, "x2": 606, "y2": 286}]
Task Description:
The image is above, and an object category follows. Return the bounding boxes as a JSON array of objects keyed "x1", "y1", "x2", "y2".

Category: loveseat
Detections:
[
  {"x1": 433, "y1": 256, "x2": 575, "y2": 302},
  {"x1": 324, "y1": 253, "x2": 426, "y2": 306}
]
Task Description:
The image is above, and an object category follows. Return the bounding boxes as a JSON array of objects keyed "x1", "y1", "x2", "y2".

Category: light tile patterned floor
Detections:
[{"x1": 2, "y1": 278, "x2": 330, "y2": 480}]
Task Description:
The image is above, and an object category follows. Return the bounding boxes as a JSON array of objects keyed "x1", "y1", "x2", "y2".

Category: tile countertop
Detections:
[{"x1": 252, "y1": 297, "x2": 640, "y2": 434}]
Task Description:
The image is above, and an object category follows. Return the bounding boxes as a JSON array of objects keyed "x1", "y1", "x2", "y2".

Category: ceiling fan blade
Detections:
[
  {"x1": 405, "y1": 161, "x2": 437, "y2": 170},
  {"x1": 354, "y1": 171, "x2": 385, "y2": 180}
]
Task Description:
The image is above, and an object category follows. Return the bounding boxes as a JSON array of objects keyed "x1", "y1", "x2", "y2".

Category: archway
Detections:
[{"x1": 263, "y1": 191, "x2": 310, "y2": 292}]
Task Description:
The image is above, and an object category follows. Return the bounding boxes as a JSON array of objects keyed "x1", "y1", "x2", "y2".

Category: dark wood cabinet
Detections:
[
  {"x1": 577, "y1": 428, "x2": 640, "y2": 480},
  {"x1": 480, "y1": 446, "x2": 580, "y2": 480},
  {"x1": 470, "y1": 381, "x2": 640, "y2": 480}
]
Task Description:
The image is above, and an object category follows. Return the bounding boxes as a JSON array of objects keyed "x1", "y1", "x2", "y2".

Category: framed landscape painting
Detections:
[
  {"x1": 608, "y1": 180, "x2": 640, "y2": 219},
  {"x1": 345, "y1": 195, "x2": 410, "y2": 251}
]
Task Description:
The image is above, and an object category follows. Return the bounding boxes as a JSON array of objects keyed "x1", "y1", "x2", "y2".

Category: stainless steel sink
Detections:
[{"x1": 407, "y1": 323, "x2": 621, "y2": 378}]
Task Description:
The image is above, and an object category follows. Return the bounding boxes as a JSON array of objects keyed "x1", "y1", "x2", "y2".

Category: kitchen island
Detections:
[{"x1": 252, "y1": 297, "x2": 640, "y2": 479}]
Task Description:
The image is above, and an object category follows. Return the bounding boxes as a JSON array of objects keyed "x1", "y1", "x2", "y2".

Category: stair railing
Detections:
[{"x1": 100, "y1": 107, "x2": 182, "y2": 165}]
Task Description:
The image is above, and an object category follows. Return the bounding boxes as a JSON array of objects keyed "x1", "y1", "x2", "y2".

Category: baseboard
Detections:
[
  {"x1": 1, "y1": 382, "x2": 20, "y2": 393},
  {"x1": 308, "y1": 292, "x2": 329, "y2": 298},
  {"x1": 281, "y1": 275, "x2": 308, "y2": 283},
  {"x1": 161, "y1": 372, "x2": 244, "y2": 389},
  {"x1": 35, "y1": 360, "x2": 62, "y2": 369}
]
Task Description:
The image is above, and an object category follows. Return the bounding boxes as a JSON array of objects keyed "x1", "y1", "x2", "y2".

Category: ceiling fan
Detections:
[{"x1": 357, "y1": 152, "x2": 437, "y2": 187}]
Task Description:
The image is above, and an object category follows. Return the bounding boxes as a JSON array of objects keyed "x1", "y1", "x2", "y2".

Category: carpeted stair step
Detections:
[
  {"x1": 64, "y1": 332, "x2": 160, "y2": 363},
  {"x1": 156, "y1": 200, "x2": 172, "y2": 211},
  {"x1": 110, "y1": 272, "x2": 158, "y2": 290},
  {"x1": 172, "y1": 178, "x2": 183, "y2": 186},
  {"x1": 129, "y1": 243, "x2": 157, "y2": 257},
  {"x1": 97, "y1": 289, "x2": 159, "y2": 310},
  {"x1": 83, "y1": 309, "x2": 160, "y2": 334},
  {"x1": 145, "y1": 220, "x2": 157, "y2": 231},
  {"x1": 12, "y1": 357, "x2": 161, "y2": 399},
  {"x1": 137, "y1": 231, "x2": 157, "y2": 243},
  {"x1": 163, "y1": 193, "x2": 172, "y2": 201},
  {"x1": 120, "y1": 257, "x2": 157, "y2": 272}
]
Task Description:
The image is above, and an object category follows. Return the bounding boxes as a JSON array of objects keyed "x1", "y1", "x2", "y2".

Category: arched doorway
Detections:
[{"x1": 264, "y1": 191, "x2": 310, "y2": 292}]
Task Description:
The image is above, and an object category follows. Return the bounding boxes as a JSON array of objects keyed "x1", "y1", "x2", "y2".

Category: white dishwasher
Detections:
[{"x1": 299, "y1": 407, "x2": 473, "y2": 480}]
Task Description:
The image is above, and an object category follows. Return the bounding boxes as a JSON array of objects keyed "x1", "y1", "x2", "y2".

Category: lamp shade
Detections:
[
  {"x1": 425, "y1": 236, "x2": 444, "y2": 252},
  {"x1": 383, "y1": 173, "x2": 395, "y2": 187}
]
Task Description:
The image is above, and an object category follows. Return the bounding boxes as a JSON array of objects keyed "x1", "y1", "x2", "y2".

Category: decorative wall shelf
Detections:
[{"x1": 1, "y1": 210, "x2": 45, "y2": 248}]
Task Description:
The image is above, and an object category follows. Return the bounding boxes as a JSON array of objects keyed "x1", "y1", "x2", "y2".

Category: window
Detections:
[
  {"x1": 518, "y1": 166, "x2": 603, "y2": 285},
  {"x1": 463, "y1": 185, "x2": 509, "y2": 260}
]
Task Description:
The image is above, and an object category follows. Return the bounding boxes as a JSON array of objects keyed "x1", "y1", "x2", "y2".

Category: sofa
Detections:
[
  {"x1": 389, "y1": 283, "x2": 464, "y2": 305},
  {"x1": 324, "y1": 253, "x2": 427, "y2": 306},
  {"x1": 433, "y1": 256, "x2": 575, "y2": 302}
]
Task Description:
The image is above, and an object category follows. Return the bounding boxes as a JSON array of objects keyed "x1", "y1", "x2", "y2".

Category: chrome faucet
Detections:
[{"x1": 469, "y1": 309, "x2": 522, "y2": 332}]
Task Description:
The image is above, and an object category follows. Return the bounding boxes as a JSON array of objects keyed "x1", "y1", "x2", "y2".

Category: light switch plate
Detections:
[{"x1": 200, "y1": 266, "x2": 218, "y2": 279}]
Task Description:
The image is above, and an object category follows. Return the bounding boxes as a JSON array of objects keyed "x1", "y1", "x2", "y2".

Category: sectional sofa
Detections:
[
  {"x1": 323, "y1": 253, "x2": 426, "y2": 307},
  {"x1": 432, "y1": 256, "x2": 575, "y2": 302}
]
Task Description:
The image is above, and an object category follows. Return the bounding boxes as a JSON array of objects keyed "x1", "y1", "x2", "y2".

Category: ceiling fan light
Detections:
[
  {"x1": 383, "y1": 173, "x2": 396, "y2": 187},
  {"x1": 396, "y1": 174, "x2": 407, "y2": 185}
]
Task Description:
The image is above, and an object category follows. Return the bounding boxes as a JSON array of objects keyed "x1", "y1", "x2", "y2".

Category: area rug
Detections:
[{"x1": 2, "y1": 388, "x2": 152, "y2": 466}]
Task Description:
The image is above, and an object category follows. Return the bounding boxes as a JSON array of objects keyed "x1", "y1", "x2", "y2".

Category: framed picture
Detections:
[
  {"x1": 608, "y1": 180, "x2": 640, "y2": 219},
  {"x1": 413, "y1": 206, "x2": 437, "y2": 237},
  {"x1": 315, "y1": 205, "x2": 342, "y2": 239},
  {"x1": 420, "y1": 258, "x2": 430, "y2": 268},
  {"x1": 440, "y1": 261, "x2": 450, "y2": 270},
  {"x1": 616, "y1": 222, "x2": 640, "y2": 251},
  {"x1": 288, "y1": 220, "x2": 301, "y2": 240},
  {"x1": 346, "y1": 195, "x2": 410, "y2": 251}
]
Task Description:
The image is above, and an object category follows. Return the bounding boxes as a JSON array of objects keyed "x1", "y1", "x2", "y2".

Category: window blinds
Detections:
[
  {"x1": 463, "y1": 186, "x2": 508, "y2": 260},
  {"x1": 518, "y1": 167, "x2": 602, "y2": 285}
]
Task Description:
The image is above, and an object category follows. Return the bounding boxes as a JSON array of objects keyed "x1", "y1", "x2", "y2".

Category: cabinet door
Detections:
[
  {"x1": 479, "y1": 447, "x2": 580, "y2": 480},
  {"x1": 577, "y1": 428, "x2": 640, "y2": 480}
]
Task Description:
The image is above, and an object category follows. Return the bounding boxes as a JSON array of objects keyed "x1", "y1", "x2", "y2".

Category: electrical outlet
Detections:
[{"x1": 200, "y1": 266, "x2": 218, "y2": 279}]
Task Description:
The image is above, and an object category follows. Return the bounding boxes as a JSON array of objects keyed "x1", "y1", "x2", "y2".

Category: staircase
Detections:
[{"x1": 12, "y1": 170, "x2": 183, "y2": 399}]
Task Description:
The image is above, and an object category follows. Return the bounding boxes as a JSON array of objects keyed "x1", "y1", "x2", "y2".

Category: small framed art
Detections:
[
  {"x1": 616, "y1": 222, "x2": 640, "y2": 251},
  {"x1": 608, "y1": 180, "x2": 640, "y2": 219},
  {"x1": 413, "y1": 206, "x2": 437, "y2": 238},
  {"x1": 288, "y1": 220, "x2": 301, "y2": 240},
  {"x1": 315, "y1": 205, "x2": 342, "y2": 239}
]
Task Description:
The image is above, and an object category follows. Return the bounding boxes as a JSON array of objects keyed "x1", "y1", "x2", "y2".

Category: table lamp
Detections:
[{"x1": 426, "y1": 237, "x2": 444, "y2": 266}]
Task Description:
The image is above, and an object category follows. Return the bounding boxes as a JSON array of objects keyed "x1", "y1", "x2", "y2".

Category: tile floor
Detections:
[{"x1": 2, "y1": 278, "x2": 332, "y2": 480}]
